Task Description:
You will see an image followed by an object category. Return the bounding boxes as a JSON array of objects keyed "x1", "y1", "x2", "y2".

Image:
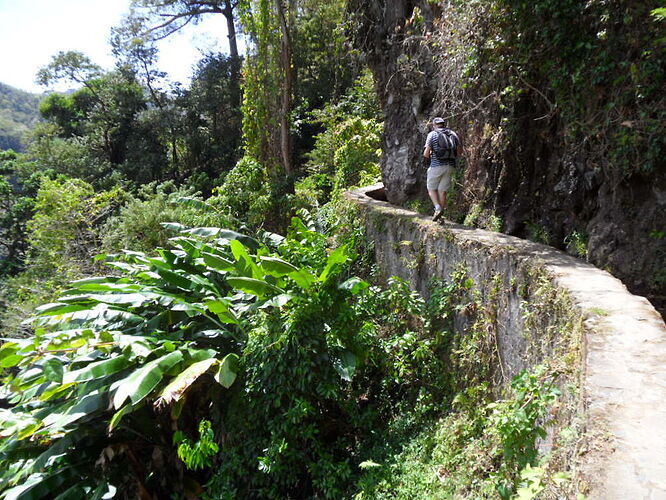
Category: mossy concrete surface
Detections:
[{"x1": 346, "y1": 183, "x2": 666, "y2": 499}]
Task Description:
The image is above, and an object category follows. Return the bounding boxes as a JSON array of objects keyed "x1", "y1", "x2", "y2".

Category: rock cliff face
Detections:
[
  {"x1": 348, "y1": 0, "x2": 436, "y2": 203},
  {"x1": 347, "y1": 0, "x2": 665, "y2": 315}
]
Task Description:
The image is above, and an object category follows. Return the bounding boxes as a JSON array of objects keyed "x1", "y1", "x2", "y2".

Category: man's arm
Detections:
[{"x1": 424, "y1": 131, "x2": 432, "y2": 158}]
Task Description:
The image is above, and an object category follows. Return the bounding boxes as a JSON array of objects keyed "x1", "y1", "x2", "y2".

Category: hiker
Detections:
[{"x1": 424, "y1": 117, "x2": 460, "y2": 221}]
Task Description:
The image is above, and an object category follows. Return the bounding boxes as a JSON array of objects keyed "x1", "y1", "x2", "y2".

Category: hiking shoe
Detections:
[{"x1": 432, "y1": 208, "x2": 443, "y2": 221}]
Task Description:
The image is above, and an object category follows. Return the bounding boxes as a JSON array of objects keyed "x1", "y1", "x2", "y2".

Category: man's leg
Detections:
[
  {"x1": 438, "y1": 190, "x2": 448, "y2": 209},
  {"x1": 428, "y1": 190, "x2": 441, "y2": 209},
  {"x1": 427, "y1": 167, "x2": 446, "y2": 220},
  {"x1": 436, "y1": 165, "x2": 453, "y2": 212},
  {"x1": 430, "y1": 189, "x2": 444, "y2": 221}
]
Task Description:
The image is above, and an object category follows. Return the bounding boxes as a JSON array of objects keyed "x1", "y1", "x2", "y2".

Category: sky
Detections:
[{"x1": 0, "y1": 0, "x2": 235, "y2": 93}]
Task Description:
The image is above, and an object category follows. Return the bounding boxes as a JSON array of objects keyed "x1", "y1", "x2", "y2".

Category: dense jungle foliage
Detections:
[{"x1": 0, "y1": 0, "x2": 654, "y2": 498}]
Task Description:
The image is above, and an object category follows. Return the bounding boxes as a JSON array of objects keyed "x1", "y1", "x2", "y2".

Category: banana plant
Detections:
[{"x1": 0, "y1": 219, "x2": 365, "y2": 499}]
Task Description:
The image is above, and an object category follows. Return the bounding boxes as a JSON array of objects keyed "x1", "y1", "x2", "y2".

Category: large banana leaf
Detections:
[
  {"x1": 226, "y1": 277, "x2": 284, "y2": 298},
  {"x1": 32, "y1": 303, "x2": 91, "y2": 316},
  {"x1": 259, "y1": 256, "x2": 299, "y2": 276},
  {"x1": 339, "y1": 277, "x2": 370, "y2": 295},
  {"x1": 318, "y1": 244, "x2": 350, "y2": 283},
  {"x1": 153, "y1": 267, "x2": 193, "y2": 290},
  {"x1": 205, "y1": 300, "x2": 239, "y2": 324},
  {"x1": 215, "y1": 353, "x2": 239, "y2": 389},
  {"x1": 287, "y1": 269, "x2": 316, "y2": 290},
  {"x1": 40, "y1": 390, "x2": 107, "y2": 432},
  {"x1": 229, "y1": 240, "x2": 263, "y2": 279},
  {"x1": 178, "y1": 226, "x2": 260, "y2": 250},
  {"x1": 112, "y1": 350, "x2": 184, "y2": 408},
  {"x1": 31, "y1": 304, "x2": 143, "y2": 329},
  {"x1": 202, "y1": 252, "x2": 235, "y2": 272},
  {"x1": 0, "y1": 467, "x2": 79, "y2": 500},
  {"x1": 62, "y1": 355, "x2": 133, "y2": 384},
  {"x1": 156, "y1": 358, "x2": 219, "y2": 406}
]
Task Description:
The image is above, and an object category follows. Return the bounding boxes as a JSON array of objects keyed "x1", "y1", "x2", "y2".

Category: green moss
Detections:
[{"x1": 588, "y1": 307, "x2": 609, "y2": 317}]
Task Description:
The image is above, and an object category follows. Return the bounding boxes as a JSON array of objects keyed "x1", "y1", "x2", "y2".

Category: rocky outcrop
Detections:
[
  {"x1": 347, "y1": 0, "x2": 439, "y2": 203},
  {"x1": 347, "y1": 0, "x2": 665, "y2": 316},
  {"x1": 347, "y1": 183, "x2": 666, "y2": 499}
]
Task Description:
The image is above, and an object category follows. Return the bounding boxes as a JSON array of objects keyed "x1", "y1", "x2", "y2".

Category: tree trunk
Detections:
[
  {"x1": 140, "y1": 59, "x2": 179, "y2": 170},
  {"x1": 222, "y1": 0, "x2": 239, "y2": 59},
  {"x1": 275, "y1": 0, "x2": 294, "y2": 176}
]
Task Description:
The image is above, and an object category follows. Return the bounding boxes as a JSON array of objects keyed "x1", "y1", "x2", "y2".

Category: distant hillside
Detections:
[{"x1": 0, "y1": 83, "x2": 42, "y2": 152}]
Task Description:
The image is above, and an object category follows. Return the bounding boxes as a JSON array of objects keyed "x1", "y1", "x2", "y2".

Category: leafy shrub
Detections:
[
  {"x1": 331, "y1": 118, "x2": 382, "y2": 191},
  {"x1": 26, "y1": 177, "x2": 124, "y2": 275},
  {"x1": 0, "y1": 272, "x2": 65, "y2": 339},
  {"x1": 0, "y1": 151, "x2": 39, "y2": 277},
  {"x1": 295, "y1": 71, "x2": 383, "y2": 211},
  {"x1": 526, "y1": 222, "x2": 552, "y2": 245},
  {"x1": 206, "y1": 234, "x2": 457, "y2": 499},
  {"x1": 354, "y1": 366, "x2": 562, "y2": 500},
  {"x1": 0, "y1": 219, "x2": 368, "y2": 498},
  {"x1": 174, "y1": 420, "x2": 220, "y2": 471},
  {"x1": 488, "y1": 367, "x2": 560, "y2": 497},
  {"x1": 464, "y1": 203, "x2": 503, "y2": 232},
  {"x1": 28, "y1": 123, "x2": 112, "y2": 187},
  {"x1": 209, "y1": 156, "x2": 281, "y2": 229},
  {"x1": 101, "y1": 182, "x2": 230, "y2": 253},
  {"x1": 564, "y1": 230, "x2": 588, "y2": 260},
  {"x1": 295, "y1": 116, "x2": 382, "y2": 211},
  {"x1": 293, "y1": 173, "x2": 333, "y2": 210},
  {"x1": 0, "y1": 176, "x2": 126, "y2": 336}
]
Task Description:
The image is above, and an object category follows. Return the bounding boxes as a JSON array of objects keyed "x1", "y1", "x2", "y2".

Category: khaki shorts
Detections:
[{"x1": 427, "y1": 165, "x2": 453, "y2": 191}]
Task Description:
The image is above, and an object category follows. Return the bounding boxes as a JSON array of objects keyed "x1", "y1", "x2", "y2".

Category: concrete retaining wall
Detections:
[{"x1": 346, "y1": 184, "x2": 666, "y2": 499}]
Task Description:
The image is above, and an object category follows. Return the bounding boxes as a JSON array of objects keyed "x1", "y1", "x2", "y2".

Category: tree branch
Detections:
[
  {"x1": 145, "y1": 14, "x2": 196, "y2": 40},
  {"x1": 144, "y1": 6, "x2": 223, "y2": 38}
]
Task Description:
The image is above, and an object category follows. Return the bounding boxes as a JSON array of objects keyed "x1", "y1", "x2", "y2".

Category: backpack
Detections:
[{"x1": 432, "y1": 129, "x2": 458, "y2": 161}]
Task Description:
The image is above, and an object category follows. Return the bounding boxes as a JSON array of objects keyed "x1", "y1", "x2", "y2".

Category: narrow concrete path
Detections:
[
  {"x1": 557, "y1": 265, "x2": 666, "y2": 499},
  {"x1": 347, "y1": 183, "x2": 666, "y2": 499}
]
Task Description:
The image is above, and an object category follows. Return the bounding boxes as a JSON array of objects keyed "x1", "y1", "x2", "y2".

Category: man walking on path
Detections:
[{"x1": 424, "y1": 117, "x2": 460, "y2": 221}]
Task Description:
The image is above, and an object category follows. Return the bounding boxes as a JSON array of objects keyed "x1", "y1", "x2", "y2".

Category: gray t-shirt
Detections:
[{"x1": 426, "y1": 128, "x2": 459, "y2": 168}]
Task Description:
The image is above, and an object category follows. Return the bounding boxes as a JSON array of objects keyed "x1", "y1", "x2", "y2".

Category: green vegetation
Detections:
[
  {"x1": 354, "y1": 367, "x2": 564, "y2": 499},
  {"x1": 458, "y1": 0, "x2": 666, "y2": 178},
  {"x1": 564, "y1": 231, "x2": 588, "y2": 260},
  {"x1": 0, "y1": 1, "x2": 590, "y2": 498},
  {"x1": 464, "y1": 203, "x2": 503, "y2": 232},
  {"x1": 0, "y1": 220, "x2": 575, "y2": 498},
  {"x1": 0, "y1": 151, "x2": 37, "y2": 274},
  {"x1": 174, "y1": 420, "x2": 220, "y2": 471},
  {"x1": 0, "y1": 219, "x2": 364, "y2": 496},
  {"x1": 526, "y1": 222, "x2": 552, "y2": 245}
]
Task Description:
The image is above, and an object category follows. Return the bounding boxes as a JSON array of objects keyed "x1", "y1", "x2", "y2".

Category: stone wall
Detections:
[{"x1": 346, "y1": 183, "x2": 666, "y2": 499}]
